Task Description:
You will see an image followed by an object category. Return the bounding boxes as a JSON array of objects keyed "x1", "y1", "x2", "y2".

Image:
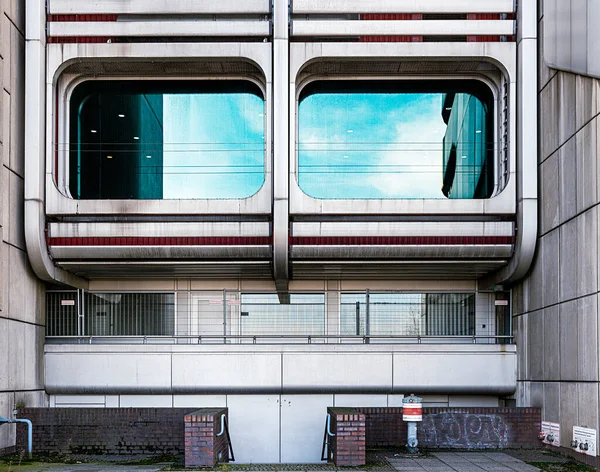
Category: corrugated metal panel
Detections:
[
  {"x1": 48, "y1": 236, "x2": 272, "y2": 246},
  {"x1": 289, "y1": 236, "x2": 514, "y2": 245}
]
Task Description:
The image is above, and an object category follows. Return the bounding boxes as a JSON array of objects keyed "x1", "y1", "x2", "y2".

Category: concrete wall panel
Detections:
[
  {"x1": 533, "y1": 153, "x2": 560, "y2": 234},
  {"x1": 558, "y1": 136, "x2": 577, "y2": 224},
  {"x1": 541, "y1": 231, "x2": 559, "y2": 307},
  {"x1": 559, "y1": 300, "x2": 578, "y2": 380},
  {"x1": 577, "y1": 208, "x2": 598, "y2": 297},
  {"x1": 543, "y1": 306, "x2": 560, "y2": 380},
  {"x1": 543, "y1": 382, "x2": 560, "y2": 422},
  {"x1": 575, "y1": 119, "x2": 598, "y2": 213},
  {"x1": 540, "y1": 77, "x2": 559, "y2": 159},
  {"x1": 528, "y1": 311, "x2": 544, "y2": 380},
  {"x1": 577, "y1": 295, "x2": 599, "y2": 381},
  {"x1": 559, "y1": 220, "x2": 577, "y2": 301}
]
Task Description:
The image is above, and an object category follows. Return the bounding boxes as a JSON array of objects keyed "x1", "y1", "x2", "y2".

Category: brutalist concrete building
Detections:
[{"x1": 0, "y1": 0, "x2": 598, "y2": 464}]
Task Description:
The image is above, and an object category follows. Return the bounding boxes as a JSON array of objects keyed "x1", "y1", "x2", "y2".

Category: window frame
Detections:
[
  {"x1": 63, "y1": 75, "x2": 268, "y2": 202},
  {"x1": 294, "y1": 75, "x2": 501, "y2": 201}
]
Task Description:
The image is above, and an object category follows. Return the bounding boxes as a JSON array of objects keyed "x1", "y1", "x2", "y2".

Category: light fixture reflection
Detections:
[{"x1": 118, "y1": 114, "x2": 125, "y2": 118}]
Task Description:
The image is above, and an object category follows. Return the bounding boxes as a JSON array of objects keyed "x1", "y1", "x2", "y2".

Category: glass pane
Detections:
[
  {"x1": 84, "y1": 293, "x2": 175, "y2": 336},
  {"x1": 239, "y1": 293, "x2": 325, "y2": 336},
  {"x1": 69, "y1": 81, "x2": 265, "y2": 200},
  {"x1": 340, "y1": 292, "x2": 475, "y2": 336},
  {"x1": 298, "y1": 80, "x2": 493, "y2": 199}
]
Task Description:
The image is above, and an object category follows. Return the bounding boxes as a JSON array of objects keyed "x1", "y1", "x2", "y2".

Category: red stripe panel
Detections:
[
  {"x1": 48, "y1": 236, "x2": 273, "y2": 246},
  {"x1": 48, "y1": 14, "x2": 118, "y2": 21},
  {"x1": 289, "y1": 236, "x2": 514, "y2": 246},
  {"x1": 359, "y1": 13, "x2": 423, "y2": 43},
  {"x1": 47, "y1": 37, "x2": 113, "y2": 43}
]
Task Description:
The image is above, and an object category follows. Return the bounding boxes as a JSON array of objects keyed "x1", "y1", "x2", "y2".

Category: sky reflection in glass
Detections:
[
  {"x1": 298, "y1": 91, "x2": 450, "y2": 199},
  {"x1": 163, "y1": 93, "x2": 264, "y2": 199}
]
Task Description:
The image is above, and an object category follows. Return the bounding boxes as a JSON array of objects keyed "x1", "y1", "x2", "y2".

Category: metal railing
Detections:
[
  {"x1": 46, "y1": 289, "x2": 512, "y2": 344},
  {"x1": 45, "y1": 334, "x2": 513, "y2": 345}
]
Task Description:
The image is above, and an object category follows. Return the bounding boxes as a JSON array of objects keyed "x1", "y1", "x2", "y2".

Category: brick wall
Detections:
[
  {"x1": 327, "y1": 408, "x2": 366, "y2": 467},
  {"x1": 14, "y1": 408, "x2": 198, "y2": 456},
  {"x1": 184, "y1": 409, "x2": 230, "y2": 468},
  {"x1": 363, "y1": 407, "x2": 405, "y2": 447},
  {"x1": 327, "y1": 407, "x2": 541, "y2": 465},
  {"x1": 418, "y1": 408, "x2": 541, "y2": 449},
  {"x1": 365, "y1": 407, "x2": 540, "y2": 449}
]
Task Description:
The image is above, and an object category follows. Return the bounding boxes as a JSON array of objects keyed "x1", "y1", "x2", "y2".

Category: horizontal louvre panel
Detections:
[
  {"x1": 291, "y1": 20, "x2": 514, "y2": 37},
  {"x1": 49, "y1": 21, "x2": 271, "y2": 38},
  {"x1": 48, "y1": 0, "x2": 271, "y2": 15},
  {"x1": 291, "y1": 0, "x2": 514, "y2": 14}
]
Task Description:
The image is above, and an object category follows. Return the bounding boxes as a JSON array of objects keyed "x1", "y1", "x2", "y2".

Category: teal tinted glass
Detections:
[
  {"x1": 69, "y1": 81, "x2": 265, "y2": 200},
  {"x1": 298, "y1": 81, "x2": 493, "y2": 199}
]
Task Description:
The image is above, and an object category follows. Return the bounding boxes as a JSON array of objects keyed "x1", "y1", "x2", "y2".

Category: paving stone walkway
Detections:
[
  {"x1": 386, "y1": 452, "x2": 542, "y2": 471},
  {"x1": 0, "y1": 451, "x2": 586, "y2": 472}
]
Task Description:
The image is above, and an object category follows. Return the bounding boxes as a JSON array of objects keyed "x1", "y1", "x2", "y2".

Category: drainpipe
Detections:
[
  {"x1": 0, "y1": 416, "x2": 33, "y2": 458},
  {"x1": 24, "y1": 0, "x2": 86, "y2": 289}
]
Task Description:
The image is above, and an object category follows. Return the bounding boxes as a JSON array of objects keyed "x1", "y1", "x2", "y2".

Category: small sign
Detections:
[
  {"x1": 494, "y1": 300, "x2": 509, "y2": 306},
  {"x1": 573, "y1": 426, "x2": 597, "y2": 456},
  {"x1": 541, "y1": 421, "x2": 560, "y2": 447},
  {"x1": 227, "y1": 299, "x2": 241, "y2": 305},
  {"x1": 209, "y1": 300, "x2": 222, "y2": 305},
  {"x1": 60, "y1": 300, "x2": 75, "y2": 306}
]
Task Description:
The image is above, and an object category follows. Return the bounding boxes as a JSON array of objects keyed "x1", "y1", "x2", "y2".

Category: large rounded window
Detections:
[
  {"x1": 68, "y1": 80, "x2": 265, "y2": 200},
  {"x1": 297, "y1": 80, "x2": 494, "y2": 199}
]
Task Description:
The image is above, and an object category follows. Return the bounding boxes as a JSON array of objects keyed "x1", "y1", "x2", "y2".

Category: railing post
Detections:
[
  {"x1": 223, "y1": 288, "x2": 227, "y2": 344},
  {"x1": 365, "y1": 289, "x2": 370, "y2": 344}
]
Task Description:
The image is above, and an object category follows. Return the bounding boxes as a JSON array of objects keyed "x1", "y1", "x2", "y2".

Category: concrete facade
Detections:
[
  {"x1": 512, "y1": 0, "x2": 600, "y2": 455},
  {"x1": 0, "y1": 0, "x2": 46, "y2": 454},
  {"x1": 1, "y1": 0, "x2": 599, "y2": 465}
]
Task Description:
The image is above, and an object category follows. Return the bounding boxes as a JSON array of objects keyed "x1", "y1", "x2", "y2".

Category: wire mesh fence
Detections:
[{"x1": 46, "y1": 289, "x2": 512, "y2": 344}]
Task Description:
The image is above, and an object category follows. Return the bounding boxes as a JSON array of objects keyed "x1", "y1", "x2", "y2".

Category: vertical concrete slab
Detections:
[
  {"x1": 528, "y1": 310, "x2": 544, "y2": 380},
  {"x1": 515, "y1": 314, "x2": 528, "y2": 381},
  {"x1": 543, "y1": 306, "x2": 560, "y2": 380},
  {"x1": 558, "y1": 136, "x2": 577, "y2": 224},
  {"x1": 577, "y1": 383, "x2": 599, "y2": 432},
  {"x1": 559, "y1": 219, "x2": 578, "y2": 301},
  {"x1": 577, "y1": 208, "x2": 598, "y2": 297},
  {"x1": 8, "y1": 27, "x2": 23, "y2": 177},
  {"x1": 540, "y1": 76, "x2": 559, "y2": 160},
  {"x1": 540, "y1": 152, "x2": 560, "y2": 234},
  {"x1": 559, "y1": 299, "x2": 579, "y2": 380},
  {"x1": 560, "y1": 383, "x2": 578, "y2": 446},
  {"x1": 538, "y1": 19, "x2": 555, "y2": 90},
  {"x1": 576, "y1": 118, "x2": 598, "y2": 214},
  {"x1": 577, "y1": 294, "x2": 599, "y2": 381},
  {"x1": 575, "y1": 75, "x2": 598, "y2": 131},
  {"x1": 543, "y1": 382, "x2": 560, "y2": 422},
  {"x1": 0, "y1": 392, "x2": 15, "y2": 451},
  {"x1": 558, "y1": 73, "x2": 577, "y2": 144},
  {"x1": 541, "y1": 230, "x2": 559, "y2": 307},
  {"x1": 530, "y1": 382, "x2": 543, "y2": 410},
  {"x1": 0, "y1": 317, "x2": 8, "y2": 390}
]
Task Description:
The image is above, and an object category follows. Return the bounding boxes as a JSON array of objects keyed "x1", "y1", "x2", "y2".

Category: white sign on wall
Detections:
[
  {"x1": 541, "y1": 421, "x2": 560, "y2": 447},
  {"x1": 573, "y1": 426, "x2": 597, "y2": 457}
]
